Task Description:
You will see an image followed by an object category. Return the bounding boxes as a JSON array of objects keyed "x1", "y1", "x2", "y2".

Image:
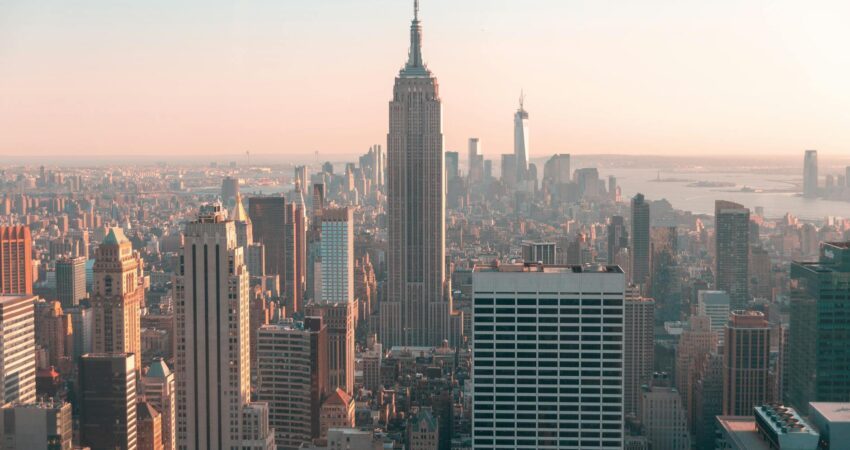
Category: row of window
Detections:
[{"x1": 474, "y1": 298, "x2": 623, "y2": 307}]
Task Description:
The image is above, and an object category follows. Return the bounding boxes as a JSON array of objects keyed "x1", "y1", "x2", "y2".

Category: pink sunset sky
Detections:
[{"x1": 1, "y1": 0, "x2": 849, "y2": 161}]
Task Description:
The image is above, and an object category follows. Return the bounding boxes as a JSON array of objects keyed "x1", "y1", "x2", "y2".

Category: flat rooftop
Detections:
[
  {"x1": 809, "y1": 402, "x2": 850, "y2": 423},
  {"x1": 473, "y1": 263, "x2": 623, "y2": 274}
]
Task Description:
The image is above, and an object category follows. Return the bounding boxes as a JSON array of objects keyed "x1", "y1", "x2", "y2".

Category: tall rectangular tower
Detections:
[
  {"x1": 0, "y1": 226, "x2": 33, "y2": 295},
  {"x1": 722, "y1": 310, "x2": 770, "y2": 416},
  {"x1": 91, "y1": 228, "x2": 144, "y2": 366},
  {"x1": 471, "y1": 263, "x2": 625, "y2": 450},
  {"x1": 624, "y1": 289, "x2": 655, "y2": 419},
  {"x1": 803, "y1": 149, "x2": 818, "y2": 198},
  {"x1": 715, "y1": 201, "x2": 750, "y2": 309},
  {"x1": 382, "y1": 1, "x2": 451, "y2": 347},
  {"x1": 175, "y1": 204, "x2": 274, "y2": 450},
  {"x1": 630, "y1": 194, "x2": 651, "y2": 287},
  {"x1": 56, "y1": 256, "x2": 86, "y2": 308},
  {"x1": 79, "y1": 353, "x2": 138, "y2": 450},
  {"x1": 0, "y1": 295, "x2": 36, "y2": 405}
]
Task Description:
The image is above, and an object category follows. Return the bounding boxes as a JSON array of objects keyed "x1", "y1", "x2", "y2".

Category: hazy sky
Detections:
[{"x1": 2, "y1": 0, "x2": 849, "y2": 161}]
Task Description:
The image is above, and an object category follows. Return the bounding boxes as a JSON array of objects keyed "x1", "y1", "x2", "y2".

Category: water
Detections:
[{"x1": 608, "y1": 167, "x2": 849, "y2": 220}]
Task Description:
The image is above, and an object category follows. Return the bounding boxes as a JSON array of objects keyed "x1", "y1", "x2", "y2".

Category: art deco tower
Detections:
[{"x1": 381, "y1": 0, "x2": 451, "y2": 347}]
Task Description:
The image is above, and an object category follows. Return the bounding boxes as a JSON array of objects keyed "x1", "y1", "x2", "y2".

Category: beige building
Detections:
[
  {"x1": 142, "y1": 358, "x2": 175, "y2": 450},
  {"x1": 320, "y1": 388, "x2": 355, "y2": 438},
  {"x1": 407, "y1": 408, "x2": 439, "y2": 450},
  {"x1": 137, "y1": 401, "x2": 163, "y2": 450},
  {"x1": 641, "y1": 375, "x2": 692, "y2": 450},
  {"x1": 0, "y1": 295, "x2": 36, "y2": 405},
  {"x1": 675, "y1": 314, "x2": 717, "y2": 427},
  {"x1": 0, "y1": 400, "x2": 72, "y2": 450},
  {"x1": 92, "y1": 228, "x2": 144, "y2": 365},
  {"x1": 624, "y1": 289, "x2": 654, "y2": 418}
]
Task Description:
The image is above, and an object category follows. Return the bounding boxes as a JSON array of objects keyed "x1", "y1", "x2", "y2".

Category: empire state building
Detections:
[{"x1": 380, "y1": 0, "x2": 451, "y2": 347}]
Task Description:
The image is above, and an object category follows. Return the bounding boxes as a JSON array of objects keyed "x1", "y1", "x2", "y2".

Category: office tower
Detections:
[
  {"x1": 284, "y1": 197, "x2": 307, "y2": 313},
  {"x1": 484, "y1": 159, "x2": 493, "y2": 180},
  {"x1": 230, "y1": 194, "x2": 253, "y2": 249},
  {"x1": 520, "y1": 241, "x2": 557, "y2": 265},
  {"x1": 318, "y1": 207, "x2": 354, "y2": 303},
  {"x1": 624, "y1": 291, "x2": 655, "y2": 418},
  {"x1": 174, "y1": 205, "x2": 274, "y2": 449},
  {"x1": 696, "y1": 290, "x2": 730, "y2": 344},
  {"x1": 257, "y1": 317, "x2": 327, "y2": 449},
  {"x1": 542, "y1": 153, "x2": 571, "y2": 187},
  {"x1": 65, "y1": 304, "x2": 93, "y2": 359},
  {"x1": 692, "y1": 353, "x2": 723, "y2": 450},
  {"x1": 319, "y1": 388, "x2": 355, "y2": 437},
  {"x1": 675, "y1": 315, "x2": 717, "y2": 427},
  {"x1": 79, "y1": 353, "x2": 138, "y2": 450},
  {"x1": 92, "y1": 228, "x2": 143, "y2": 366},
  {"x1": 803, "y1": 149, "x2": 818, "y2": 198},
  {"x1": 471, "y1": 263, "x2": 625, "y2": 450},
  {"x1": 0, "y1": 226, "x2": 33, "y2": 295},
  {"x1": 575, "y1": 167, "x2": 600, "y2": 199},
  {"x1": 467, "y1": 138, "x2": 484, "y2": 183},
  {"x1": 749, "y1": 245, "x2": 772, "y2": 300},
  {"x1": 514, "y1": 93, "x2": 530, "y2": 182},
  {"x1": 408, "y1": 408, "x2": 440, "y2": 450},
  {"x1": 787, "y1": 242, "x2": 850, "y2": 410},
  {"x1": 722, "y1": 310, "x2": 770, "y2": 415},
  {"x1": 138, "y1": 401, "x2": 163, "y2": 450},
  {"x1": 221, "y1": 176, "x2": 239, "y2": 205},
  {"x1": 382, "y1": 1, "x2": 451, "y2": 348},
  {"x1": 34, "y1": 300, "x2": 70, "y2": 369},
  {"x1": 0, "y1": 400, "x2": 72, "y2": 450},
  {"x1": 500, "y1": 154, "x2": 517, "y2": 187},
  {"x1": 247, "y1": 243, "x2": 266, "y2": 278},
  {"x1": 608, "y1": 175, "x2": 618, "y2": 201},
  {"x1": 715, "y1": 201, "x2": 750, "y2": 309},
  {"x1": 607, "y1": 216, "x2": 628, "y2": 265},
  {"x1": 445, "y1": 151, "x2": 459, "y2": 182},
  {"x1": 631, "y1": 194, "x2": 651, "y2": 287},
  {"x1": 143, "y1": 358, "x2": 176, "y2": 450},
  {"x1": 294, "y1": 166, "x2": 308, "y2": 191},
  {"x1": 641, "y1": 374, "x2": 692, "y2": 450},
  {"x1": 56, "y1": 256, "x2": 86, "y2": 308},
  {"x1": 249, "y1": 197, "x2": 287, "y2": 279},
  {"x1": 0, "y1": 295, "x2": 36, "y2": 405},
  {"x1": 650, "y1": 226, "x2": 678, "y2": 311}
]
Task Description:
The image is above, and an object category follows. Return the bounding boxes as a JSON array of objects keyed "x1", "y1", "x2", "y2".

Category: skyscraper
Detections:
[
  {"x1": 221, "y1": 176, "x2": 239, "y2": 206},
  {"x1": 715, "y1": 201, "x2": 750, "y2": 309},
  {"x1": 445, "y1": 151, "x2": 459, "y2": 182},
  {"x1": 79, "y1": 353, "x2": 138, "y2": 450},
  {"x1": 641, "y1": 374, "x2": 691, "y2": 450},
  {"x1": 174, "y1": 204, "x2": 274, "y2": 450},
  {"x1": 91, "y1": 228, "x2": 143, "y2": 366},
  {"x1": 514, "y1": 92, "x2": 530, "y2": 182},
  {"x1": 787, "y1": 242, "x2": 850, "y2": 410},
  {"x1": 624, "y1": 290, "x2": 655, "y2": 419},
  {"x1": 696, "y1": 290, "x2": 730, "y2": 345},
  {"x1": 249, "y1": 197, "x2": 287, "y2": 280},
  {"x1": 722, "y1": 310, "x2": 770, "y2": 416},
  {"x1": 467, "y1": 138, "x2": 484, "y2": 183},
  {"x1": 56, "y1": 255, "x2": 86, "y2": 308},
  {"x1": 230, "y1": 193, "x2": 253, "y2": 249},
  {"x1": 607, "y1": 216, "x2": 628, "y2": 265},
  {"x1": 143, "y1": 358, "x2": 176, "y2": 450},
  {"x1": 803, "y1": 149, "x2": 818, "y2": 198},
  {"x1": 0, "y1": 295, "x2": 36, "y2": 405},
  {"x1": 471, "y1": 263, "x2": 625, "y2": 450},
  {"x1": 318, "y1": 207, "x2": 354, "y2": 304},
  {"x1": 631, "y1": 194, "x2": 651, "y2": 287},
  {"x1": 0, "y1": 226, "x2": 33, "y2": 295},
  {"x1": 0, "y1": 400, "x2": 73, "y2": 450},
  {"x1": 382, "y1": 1, "x2": 451, "y2": 348},
  {"x1": 256, "y1": 317, "x2": 327, "y2": 449},
  {"x1": 521, "y1": 241, "x2": 557, "y2": 265}
]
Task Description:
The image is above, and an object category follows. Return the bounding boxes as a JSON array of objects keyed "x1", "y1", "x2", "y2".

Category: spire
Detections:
[
  {"x1": 519, "y1": 90, "x2": 525, "y2": 112},
  {"x1": 405, "y1": 0, "x2": 424, "y2": 70}
]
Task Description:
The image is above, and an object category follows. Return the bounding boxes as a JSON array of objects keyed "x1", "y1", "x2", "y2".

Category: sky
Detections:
[{"x1": 1, "y1": 0, "x2": 849, "y2": 162}]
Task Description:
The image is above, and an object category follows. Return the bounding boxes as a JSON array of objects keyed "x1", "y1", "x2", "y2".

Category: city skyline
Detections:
[{"x1": 3, "y1": 0, "x2": 850, "y2": 159}]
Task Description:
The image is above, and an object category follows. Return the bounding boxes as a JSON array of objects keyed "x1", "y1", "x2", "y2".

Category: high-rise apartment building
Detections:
[
  {"x1": 803, "y1": 149, "x2": 818, "y2": 198},
  {"x1": 256, "y1": 317, "x2": 327, "y2": 449},
  {"x1": 0, "y1": 400, "x2": 73, "y2": 450},
  {"x1": 675, "y1": 315, "x2": 717, "y2": 427},
  {"x1": 79, "y1": 353, "x2": 138, "y2": 450},
  {"x1": 56, "y1": 256, "x2": 86, "y2": 308},
  {"x1": 715, "y1": 201, "x2": 750, "y2": 309},
  {"x1": 143, "y1": 358, "x2": 176, "y2": 450},
  {"x1": 696, "y1": 290, "x2": 730, "y2": 344},
  {"x1": 624, "y1": 290, "x2": 655, "y2": 418},
  {"x1": 631, "y1": 194, "x2": 651, "y2": 287},
  {"x1": 318, "y1": 207, "x2": 353, "y2": 304},
  {"x1": 0, "y1": 295, "x2": 36, "y2": 405},
  {"x1": 382, "y1": 2, "x2": 451, "y2": 348},
  {"x1": 787, "y1": 242, "x2": 850, "y2": 410},
  {"x1": 0, "y1": 226, "x2": 33, "y2": 295},
  {"x1": 91, "y1": 228, "x2": 143, "y2": 366},
  {"x1": 641, "y1": 374, "x2": 692, "y2": 450},
  {"x1": 174, "y1": 205, "x2": 274, "y2": 450},
  {"x1": 471, "y1": 263, "x2": 625, "y2": 450},
  {"x1": 722, "y1": 310, "x2": 770, "y2": 416}
]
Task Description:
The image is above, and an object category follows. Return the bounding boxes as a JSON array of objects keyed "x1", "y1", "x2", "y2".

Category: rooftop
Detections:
[
  {"x1": 809, "y1": 402, "x2": 850, "y2": 423},
  {"x1": 473, "y1": 262, "x2": 623, "y2": 274}
]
